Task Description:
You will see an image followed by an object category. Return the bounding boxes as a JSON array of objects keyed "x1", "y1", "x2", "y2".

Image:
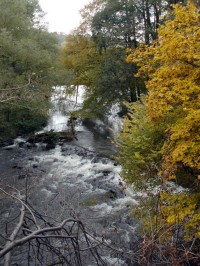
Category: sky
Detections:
[{"x1": 39, "y1": 0, "x2": 90, "y2": 34}]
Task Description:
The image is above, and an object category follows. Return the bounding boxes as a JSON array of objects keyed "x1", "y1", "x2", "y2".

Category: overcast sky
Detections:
[{"x1": 39, "y1": 0, "x2": 90, "y2": 34}]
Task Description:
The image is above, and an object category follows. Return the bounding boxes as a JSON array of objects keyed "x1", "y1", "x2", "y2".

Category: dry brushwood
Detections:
[
  {"x1": 0, "y1": 186, "x2": 140, "y2": 266},
  {"x1": 0, "y1": 187, "x2": 108, "y2": 266}
]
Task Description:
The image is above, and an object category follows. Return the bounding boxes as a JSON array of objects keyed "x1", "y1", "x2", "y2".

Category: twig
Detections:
[{"x1": 0, "y1": 187, "x2": 38, "y2": 229}]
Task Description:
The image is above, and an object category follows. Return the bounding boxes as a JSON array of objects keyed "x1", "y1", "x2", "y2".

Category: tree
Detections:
[
  {"x1": 61, "y1": 34, "x2": 146, "y2": 119},
  {"x1": 128, "y1": 2, "x2": 200, "y2": 180},
  {"x1": 62, "y1": 34, "x2": 100, "y2": 88},
  {"x1": 69, "y1": 0, "x2": 171, "y2": 120},
  {"x1": 90, "y1": 0, "x2": 168, "y2": 49},
  {"x1": 76, "y1": 0, "x2": 105, "y2": 35},
  {"x1": 63, "y1": 0, "x2": 191, "y2": 123},
  {"x1": 82, "y1": 48, "x2": 146, "y2": 119},
  {"x1": 91, "y1": 0, "x2": 138, "y2": 50},
  {"x1": 63, "y1": 1, "x2": 149, "y2": 119},
  {"x1": 0, "y1": 0, "x2": 60, "y2": 142},
  {"x1": 116, "y1": 4, "x2": 200, "y2": 258},
  {"x1": 115, "y1": 98, "x2": 165, "y2": 188}
]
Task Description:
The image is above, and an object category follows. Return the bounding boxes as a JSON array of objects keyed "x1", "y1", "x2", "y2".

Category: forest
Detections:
[{"x1": 0, "y1": 0, "x2": 199, "y2": 265}]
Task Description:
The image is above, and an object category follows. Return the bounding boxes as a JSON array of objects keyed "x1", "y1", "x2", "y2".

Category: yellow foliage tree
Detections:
[
  {"x1": 127, "y1": 3, "x2": 200, "y2": 180},
  {"x1": 160, "y1": 192, "x2": 200, "y2": 240},
  {"x1": 61, "y1": 34, "x2": 100, "y2": 87},
  {"x1": 116, "y1": 3, "x2": 200, "y2": 260}
]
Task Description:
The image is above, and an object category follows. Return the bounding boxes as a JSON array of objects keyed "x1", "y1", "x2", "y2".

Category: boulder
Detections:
[{"x1": 98, "y1": 183, "x2": 125, "y2": 199}]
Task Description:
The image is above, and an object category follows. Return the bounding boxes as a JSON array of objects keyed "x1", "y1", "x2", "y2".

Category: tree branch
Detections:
[{"x1": 4, "y1": 205, "x2": 25, "y2": 266}]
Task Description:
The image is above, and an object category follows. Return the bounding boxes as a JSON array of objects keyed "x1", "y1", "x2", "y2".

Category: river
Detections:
[{"x1": 0, "y1": 87, "x2": 139, "y2": 266}]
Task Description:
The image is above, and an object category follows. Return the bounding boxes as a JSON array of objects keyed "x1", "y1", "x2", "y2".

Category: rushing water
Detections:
[{"x1": 0, "y1": 87, "x2": 139, "y2": 265}]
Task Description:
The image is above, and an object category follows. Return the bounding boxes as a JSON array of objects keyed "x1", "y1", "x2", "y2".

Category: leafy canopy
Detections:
[
  {"x1": 127, "y1": 3, "x2": 200, "y2": 179},
  {"x1": 118, "y1": 2, "x2": 200, "y2": 246},
  {"x1": 0, "y1": 0, "x2": 60, "y2": 140},
  {"x1": 115, "y1": 98, "x2": 165, "y2": 188}
]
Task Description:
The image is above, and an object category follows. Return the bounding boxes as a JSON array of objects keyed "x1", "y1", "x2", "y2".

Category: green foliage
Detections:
[
  {"x1": 62, "y1": 34, "x2": 99, "y2": 87},
  {"x1": 14, "y1": 111, "x2": 47, "y2": 134},
  {"x1": 82, "y1": 48, "x2": 146, "y2": 118},
  {"x1": 115, "y1": 98, "x2": 165, "y2": 188},
  {"x1": 91, "y1": 0, "x2": 167, "y2": 49},
  {"x1": 0, "y1": 0, "x2": 61, "y2": 140},
  {"x1": 61, "y1": 0, "x2": 151, "y2": 120},
  {"x1": 91, "y1": 0, "x2": 138, "y2": 49},
  {"x1": 62, "y1": 35, "x2": 146, "y2": 119},
  {"x1": 0, "y1": 99, "x2": 49, "y2": 143}
]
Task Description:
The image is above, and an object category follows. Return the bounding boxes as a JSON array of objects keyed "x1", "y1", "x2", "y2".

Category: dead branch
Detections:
[
  {"x1": 0, "y1": 97, "x2": 15, "y2": 103},
  {"x1": 0, "y1": 187, "x2": 110, "y2": 266},
  {"x1": 3, "y1": 205, "x2": 25, "y2": 266},
  {"x1": 0, "y1": 187, "x2": 38, "y2": 228}
]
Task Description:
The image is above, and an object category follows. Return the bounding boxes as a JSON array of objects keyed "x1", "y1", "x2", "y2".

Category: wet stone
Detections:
[
  {"x1": 98, "y1": 183, "x2": 125, "y2": 198},
  {"x1": 18, "y1": 141, "x2": 25, "y2": 147},
  {"x1": 18, "y1": 174, "x2": 26, "y2": 179},
  {"x1": 0, "y1": 139, "x2": 14, "y2": 147},
  {"x1": 26, "y1": 143, "x2": 33, "y2": 148},
  {"x1": 61, "y1": 144, "x2": 95, "y2": 158},
  {"x1": 102, "y1": 170, "x2": 112, "y2": 176},
  {"x1": 125, "y1": 216, "x2": 135, "y2": 226},
  {"x1": 46, "y1": 143, "x2": 56, "y2": 150},
  {"x1": 12, "y1": 165, "x2": 23, "y2": 169}
]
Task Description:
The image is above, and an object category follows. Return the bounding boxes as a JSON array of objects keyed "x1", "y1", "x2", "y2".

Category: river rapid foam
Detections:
[{"x1": 0, "y1": 86, "x2": 139, "y2": 265}]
